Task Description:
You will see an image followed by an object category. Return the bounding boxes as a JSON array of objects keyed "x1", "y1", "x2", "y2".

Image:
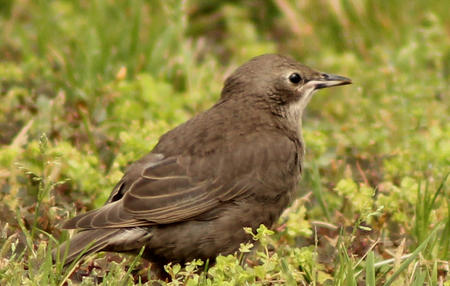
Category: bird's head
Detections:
[{"x1": 220, "y1": 54, "x2": 351, "y2": 123}]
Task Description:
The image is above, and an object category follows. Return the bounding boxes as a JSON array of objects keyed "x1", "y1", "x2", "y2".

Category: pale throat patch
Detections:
[{"x1": 286, "y1": 80, "x2": 320, "y2": 123}]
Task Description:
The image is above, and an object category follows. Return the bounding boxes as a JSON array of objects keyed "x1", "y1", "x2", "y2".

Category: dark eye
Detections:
[{"x1": 288, "y1": 73, "x2": 302, "y2": 84}]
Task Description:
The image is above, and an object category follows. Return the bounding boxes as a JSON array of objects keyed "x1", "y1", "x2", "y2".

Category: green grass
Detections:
[{"x1": 0, "y1": 0, "x2": 449, "y2": 285}]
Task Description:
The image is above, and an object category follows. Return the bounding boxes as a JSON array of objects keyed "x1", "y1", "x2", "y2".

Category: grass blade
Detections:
[
  {"x1": 365, "y1": 251, "x2": 375, "y2": 286},
  {"x1": 383, "y1": 224, "x2": 441, "y2": 286}
]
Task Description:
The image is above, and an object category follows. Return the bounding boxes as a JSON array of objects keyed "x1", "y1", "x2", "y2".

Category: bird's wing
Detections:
[{"x1": 62, "y1": 133, "x2": 299, "y2": 230}]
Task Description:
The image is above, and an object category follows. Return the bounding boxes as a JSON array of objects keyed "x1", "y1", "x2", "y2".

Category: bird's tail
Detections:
[{"x1": 53, "y1": 228, "x2": 122, "y2": 266}]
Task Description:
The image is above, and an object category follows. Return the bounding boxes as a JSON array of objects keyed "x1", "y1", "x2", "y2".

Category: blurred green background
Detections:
[{"x1": 0, "y1": 0, "x2": 448, "y2": 285}]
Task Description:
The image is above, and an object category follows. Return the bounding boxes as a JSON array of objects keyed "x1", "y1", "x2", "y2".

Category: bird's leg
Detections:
[{"x1": 149, "y1": 262, "x2": 171, "y2": 283}]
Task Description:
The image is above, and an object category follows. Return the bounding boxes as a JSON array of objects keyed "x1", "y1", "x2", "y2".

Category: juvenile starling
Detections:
[{"x1": 56, "y1": 54, "x2": 351, "y2": 272}]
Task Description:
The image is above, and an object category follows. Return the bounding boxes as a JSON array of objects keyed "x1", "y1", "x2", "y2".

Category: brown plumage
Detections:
[{"x1": 56, "y1": 54, "x2": 351, "y2": 272}]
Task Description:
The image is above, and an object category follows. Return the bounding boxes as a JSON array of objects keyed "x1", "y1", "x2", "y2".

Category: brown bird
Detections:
[{"x1": 56, "y1": 54, "x2": 351, "y2": 274}]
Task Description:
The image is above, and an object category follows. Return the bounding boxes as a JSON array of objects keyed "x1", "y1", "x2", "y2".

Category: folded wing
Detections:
[
  {"x1": 62, "y1": 152, "x2": 253, "y2": 229},
  {"x1": 62, "y1": 132, "x2": 299, "y2": 230}
]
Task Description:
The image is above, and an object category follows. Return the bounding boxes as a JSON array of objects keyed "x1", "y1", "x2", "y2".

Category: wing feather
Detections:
[{"x1": 62, "y1": 132, "x2": 299, "y2": 230}]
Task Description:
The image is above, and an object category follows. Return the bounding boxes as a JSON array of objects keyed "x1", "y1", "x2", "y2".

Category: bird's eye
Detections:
[{"x1": 288, "y1": 73, "x2": 302, "y2": 84}]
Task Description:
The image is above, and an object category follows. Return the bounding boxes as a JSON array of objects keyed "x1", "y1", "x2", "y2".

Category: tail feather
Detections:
[{"x1": 53, "y1": 229, "x2": 122, "y2": 265}]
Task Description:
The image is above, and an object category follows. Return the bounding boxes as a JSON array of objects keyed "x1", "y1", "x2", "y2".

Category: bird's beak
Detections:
[{"x1": 313, "y1": 73, "x2": 352, "y2": 89}]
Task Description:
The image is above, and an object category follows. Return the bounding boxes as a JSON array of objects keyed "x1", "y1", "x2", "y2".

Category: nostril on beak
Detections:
[{"x1": 315, "y1": 72, "x2": 352, "y2": 89}]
